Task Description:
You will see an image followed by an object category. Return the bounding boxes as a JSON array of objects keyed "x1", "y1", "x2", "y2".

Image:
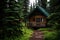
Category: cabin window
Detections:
[
  {"x1": 36, "y1": 18, "x2": 41, "y2": 22},
  {"x1": 36, "y1": 18, "x2": 43, "y2": 22}
]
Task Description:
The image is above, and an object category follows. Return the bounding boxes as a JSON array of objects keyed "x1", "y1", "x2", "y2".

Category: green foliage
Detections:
[
  {"x1": 0, "y1": 0, "x2": 30, "y2": 40},
  {"x1": 38, "y1": 28, "x2": 54, "y2": 31},
  {"x1": 20, "y1": 27, "x2": 33, "y2": 40},
  {"x1": 44, "y1": 31, "x2": 57, "y2": 40},
  {"x1": 39, "y1": 28, "x2": 57, "y2": 40},
  {"x1": 47, "y1": 12, "x2": 60, "y2": 40},
  {"x1": 50, "y1": 0, "x2": 60, "y2": 12},
  {"x1": 20, "y1": 22, "x2": 33, "y2": 40},
  {"x1": 0, "y1": 0, "x2": 25, "y2": 40},
  {"x1": 23, "y1": 0, "x2": 29, "y2": 17},
  {"x1": 47, "y1": 12, "x2": 60, "y2": 30}
]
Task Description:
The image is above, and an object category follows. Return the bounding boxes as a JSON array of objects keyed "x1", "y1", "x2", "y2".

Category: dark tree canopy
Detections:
[{"x1": 50, "y1": 0, "x2": 60, "y2": 13}]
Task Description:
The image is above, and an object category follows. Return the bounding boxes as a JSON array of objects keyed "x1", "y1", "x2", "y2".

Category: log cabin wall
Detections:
[{"x1": 28, "y1": 11, "x2": 47, "y2": 27}]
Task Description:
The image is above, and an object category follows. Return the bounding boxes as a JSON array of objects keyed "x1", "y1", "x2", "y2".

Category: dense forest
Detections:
[{"x1": 0, "y1": 0, "x2": 60, "y2": 40}]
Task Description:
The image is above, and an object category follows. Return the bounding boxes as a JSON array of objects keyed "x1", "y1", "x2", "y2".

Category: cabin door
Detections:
[{"x1": 36, "y1": 18, "x2": 42, "y2": 27}]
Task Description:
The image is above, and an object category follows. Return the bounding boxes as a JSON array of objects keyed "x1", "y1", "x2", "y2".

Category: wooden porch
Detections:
[{"x1": 27, "y1": 22, "x2": 46, "y2": 27}]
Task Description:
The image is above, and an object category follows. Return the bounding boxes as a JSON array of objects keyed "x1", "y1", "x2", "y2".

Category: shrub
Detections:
[{"x1": 44, "y1": 31, "x2": 57, "y2": 40}]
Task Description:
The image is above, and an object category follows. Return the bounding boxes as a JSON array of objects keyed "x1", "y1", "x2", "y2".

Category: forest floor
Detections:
[
  {"x1": 29, "y1": 30, "x2": 44, "y2": 40},
  {"x1": 29, "y1": 28, "x2": 57, "y2": 40}
]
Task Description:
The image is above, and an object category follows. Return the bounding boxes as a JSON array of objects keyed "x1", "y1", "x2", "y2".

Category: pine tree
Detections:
[
  {"x1": 23, "y1": 0, "x2": 29, "y2": 17},
  {"x1": 50, "y1": 0, "x2": 60, "y2": 13},
  {"x1": 30, "y1": 4, "x2": 33, "y2": 12},
  {"x1": 0, "y1": 0, "x2": 24, "y2": 40},
  {"x1": 37, "y1": 0, "x2": 47, "y2": 9},
  {"x1": 33, "y1": 2, "x2": 36, "y2": 9}
]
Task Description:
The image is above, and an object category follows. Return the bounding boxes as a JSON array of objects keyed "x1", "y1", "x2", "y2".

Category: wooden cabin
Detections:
[{"x1": 26, "y1": 6, "x2": 49, "y2": 28}]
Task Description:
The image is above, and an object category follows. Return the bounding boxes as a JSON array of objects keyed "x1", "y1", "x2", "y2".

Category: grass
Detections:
[
  {"x1": 43, "y1": 31, "x2": 57, "y2": 40},
  {"x1": 38, "y1": 28, "x2": 57, "y2": 40},
  {"x1": 38, "y1": 28, "x2": 54, "y2": 31}
]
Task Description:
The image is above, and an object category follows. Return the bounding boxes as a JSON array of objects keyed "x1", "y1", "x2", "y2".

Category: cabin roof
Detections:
[
  {"x1": 25, "y1": 6, "x2": 49, "y2": 18},
  {"x1": 36, "y1": 6, "x2": 49, "y2": 17}
]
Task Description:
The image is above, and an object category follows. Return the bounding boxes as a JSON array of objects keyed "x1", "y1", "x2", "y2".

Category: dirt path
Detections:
[{"x1": 29, "y1": 30, "x2": 44, "y2": 40}]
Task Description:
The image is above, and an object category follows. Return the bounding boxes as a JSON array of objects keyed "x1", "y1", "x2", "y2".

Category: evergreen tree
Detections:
[
  {"x1": 33, "y1": 2, "x2": 36, "y2": 9},
  {"x1": 0, "y1": 0, "x2": 24, "y2": 40},
  {"x1": 23, "y1": 0, "x2": 29, "y2": 17},
  {"x1": 38, "y1": 0, "x2": 47, "y2": 8},
  {"x1": 30, "y1": 4, "x2": 33, "y2": 12},
  {"x1": 50, "y1": 0, "x2": 60, "y2": 13},
  {"x1": 48, "y1": 12, "x2": 60, "y2": 30},
  {"x1": 48, "y1": 12, "x2": 60, "y2": 40}
]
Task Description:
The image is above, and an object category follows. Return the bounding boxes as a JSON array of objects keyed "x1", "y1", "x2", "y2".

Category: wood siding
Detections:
[
  {"x1": 27, "y1": 11, "x2": 47, "y2": 27},
  {"x1": 28, "y1": 14, "x2": 47, "y2": 27}
]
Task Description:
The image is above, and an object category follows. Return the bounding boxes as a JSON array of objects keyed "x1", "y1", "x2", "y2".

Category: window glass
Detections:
[
  {"x1": 36, "y1": 18, "x2": 44, "y2": 22},
  {"x1": 36, "y1": 18, "x2": 41, "y2": 22}
]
